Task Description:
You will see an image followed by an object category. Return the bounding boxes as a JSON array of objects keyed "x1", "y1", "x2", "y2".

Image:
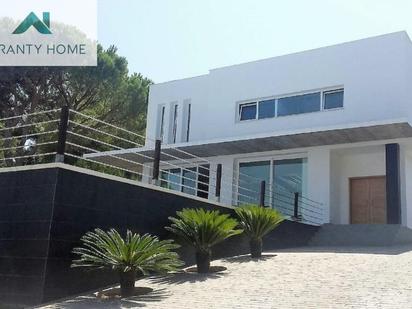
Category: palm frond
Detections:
[
  {"x1": 71, "y1": 228, "x2": 183, "y2": 275},
  {"x1": 235, "y1": 205, "x2": 284, "y2": 239},
  {"x1": 166, "y1": 208, "x2": 243, "y2": 252}
]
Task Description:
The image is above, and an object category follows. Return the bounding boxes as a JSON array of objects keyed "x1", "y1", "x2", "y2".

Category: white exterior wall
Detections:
[
  {"x1": 141, "y1": 139, "x2": 412, "y2": 226},
  {"x1": 329, "y1": 146, "x2": 386, "y2": 224},
  {"x1": 145, "y1": 75, "x2": 209, "y2": 147},
  {"x1": 208, "y1": 140, "x2": 412, "y2": 226},
  {"x1": 329, "y1": 143, "x2": 412, "y2": 227},
  {"x1": 404, "y1": 33, "x2": 412, "y2": 125},
  {"x1": 142, "y1": 32, "x2": 412, "y2": 226},
  {"x1": 402, "y1": 151, "x2": 412, "y2": 228},
  {"x1": 307, "y1": 149, "x2": 331, "y2": 223},
  {"x1": 146, "y1": 32, "x2": 412, "y2": 146},
  {"x1": 203, "y1": 157, "x2": 236, "y2": 205}
]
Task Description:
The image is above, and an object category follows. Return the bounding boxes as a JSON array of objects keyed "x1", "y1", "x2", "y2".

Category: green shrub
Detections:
[
  {"x1": 166, "y1": 208, "x2": 242, "y2": 273},
  {"x1": 235, "y1": 205, "x2": 284, "y2": 258},
  {"x1": 72, "y1": 228, "x2": 183, "y2": 297}
]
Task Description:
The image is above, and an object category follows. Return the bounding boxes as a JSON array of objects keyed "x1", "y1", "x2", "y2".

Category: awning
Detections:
[{"x1": 85, "y1": 122, "x2": 412, "y2": 169}]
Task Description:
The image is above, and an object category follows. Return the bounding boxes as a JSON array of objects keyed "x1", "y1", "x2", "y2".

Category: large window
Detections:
[
  {"x1": 238, "y1": 87, "x2": 343, "y2": 121},
  {"x1": 277, "y1": 92, "x2": 320, "y2": 116},
  {"x1": 272, "y1": 158, "x2": 307, "y2": 216},
  {"x1": 273, "y1": 158, "x2": 306, "y2": 193},
  {"x1": 238, "y1": 161, "x2": 270, "y2": 205},
  {"x1": 161, "y1": 164, "x2": 210, "y2": 198},
  {"x1": 237, "y1": 158, "x2": 307, "y2": 209},
  {"x1": 258, "y1": 99, "x2": 276, "y2": 119}
]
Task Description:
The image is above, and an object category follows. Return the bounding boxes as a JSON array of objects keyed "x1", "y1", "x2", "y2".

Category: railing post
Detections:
[
  {"x1": 215, "y1": 163, "x2": 222, "y2": 202},
  {"x1": 293, "y1": 192, "x2": 300, "y2": 220},
  {"x1": 152, "y1": 139, "x2": 161, "y2": 184},
  {"x1": 259, "y1": 180, "x2": 266, "y2": 207},
  {"x1": 55, "y1": 105, "x2": 69, "y2": 163}
]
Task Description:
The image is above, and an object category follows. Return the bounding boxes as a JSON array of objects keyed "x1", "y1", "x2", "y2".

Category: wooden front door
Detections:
[{"x1": 350, "y1": 176, "x2": 386, "y2": 224}]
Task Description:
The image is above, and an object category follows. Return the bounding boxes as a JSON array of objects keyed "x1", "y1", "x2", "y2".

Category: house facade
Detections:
[{"x1": 138, "y1": 32, "x2": 412, "y2": 227}]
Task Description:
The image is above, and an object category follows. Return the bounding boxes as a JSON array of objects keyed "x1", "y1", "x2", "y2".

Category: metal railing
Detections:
[
  {"x1": 0, "y1": 109, "x2": 60, "y2": 167},
  {"x1": 0, "y1": 107, "x2": 325, "y2": 225}
]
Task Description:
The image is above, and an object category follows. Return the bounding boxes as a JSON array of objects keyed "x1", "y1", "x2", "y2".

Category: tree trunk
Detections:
[
  {"x1": 119, "y1": 269, "x2": 136, "y2": 297},
  {"x1": 196, "y1": 250, "x2": 211, "y2": 273},
  {"x1": 250, "y1": 238, "x2": 263, "y2": 258}
]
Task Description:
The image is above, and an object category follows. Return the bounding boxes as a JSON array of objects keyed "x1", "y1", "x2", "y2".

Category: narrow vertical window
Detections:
[
  {"x1": 186, "y1": 104, "x2": 191, "y2": 142},
  {"x1": 172, "y1": 104, "x2": 178, "y2": 143},
  {"x1": 159, "y1": 105, "x2": 166, "y2": 142},
  {"x1": 197, "y1": 164, "x2": 210, "y2": 198}
]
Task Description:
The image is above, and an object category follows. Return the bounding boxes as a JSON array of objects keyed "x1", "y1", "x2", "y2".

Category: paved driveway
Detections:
[{"x1": 38, "y1": 245, "x2": 412, "y2": 309}]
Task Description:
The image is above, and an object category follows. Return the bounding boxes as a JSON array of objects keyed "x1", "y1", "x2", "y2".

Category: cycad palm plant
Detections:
[
  {"x1": 235, "y1": 205, "x2": 284, "y2": 258},
  {"x1": 72, "y1": 228, "x2": 183, "y2": 297},
  {"x1": 166, "y1": 208, "x2": 242, "y2": 273}
]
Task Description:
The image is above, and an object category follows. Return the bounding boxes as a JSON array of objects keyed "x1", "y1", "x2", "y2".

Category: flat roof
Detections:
[{"x1": 152, "y1": 31, "x2": 410, "y2": 86}]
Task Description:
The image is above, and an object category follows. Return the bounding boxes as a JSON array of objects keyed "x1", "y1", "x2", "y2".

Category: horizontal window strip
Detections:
[{"x1": 238, "y1": 87, "x2": 343, "y2": 121}]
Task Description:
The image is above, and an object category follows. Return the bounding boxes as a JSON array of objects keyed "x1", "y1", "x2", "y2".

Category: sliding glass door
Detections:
[
  {"x1": 272, "y1": 158, "x2": 307, "y2": 214},
  {"x1": 238, "y1": 161, "x2": 270, "y2": 205},
  {"x1": 237, "y1": 158, "x2": 307, "y2": 209}
]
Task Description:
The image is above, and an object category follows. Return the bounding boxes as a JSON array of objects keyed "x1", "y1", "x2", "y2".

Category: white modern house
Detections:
[{"x1": 93, "y1": 31, "x2": 412, "y2": 227}]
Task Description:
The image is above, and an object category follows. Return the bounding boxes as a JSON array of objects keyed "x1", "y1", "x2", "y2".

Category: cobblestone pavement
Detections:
[{"x1": 38, "y1": 245, "x2": 412, "y2": 309}]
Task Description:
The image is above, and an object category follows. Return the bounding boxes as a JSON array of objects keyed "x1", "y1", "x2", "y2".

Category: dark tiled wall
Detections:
[
  {"x1": 0, "y1": 167, "x2": 319, "y2": 306},
  {"x1": 42, "y1": 168, "x2": 242, "y2": 302},
  {"x1": 0, "y1": 168, "x2": 58, "y2": 306}
]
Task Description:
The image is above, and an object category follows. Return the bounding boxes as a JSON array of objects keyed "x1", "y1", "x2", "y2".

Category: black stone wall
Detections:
[
  {"x1": 0, "y1": 168, "x2": 58, "y2": 305},
  {"x1": 0, "y1": 166, "x2": 319, "y2": 307}
]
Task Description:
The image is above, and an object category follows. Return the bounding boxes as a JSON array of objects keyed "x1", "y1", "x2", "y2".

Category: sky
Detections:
[{"x1": 98, "y1": 0, "x2": 412, "y2": 83}]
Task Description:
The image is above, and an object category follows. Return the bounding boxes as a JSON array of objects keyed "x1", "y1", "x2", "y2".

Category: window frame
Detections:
[
  {"x1": 158, "y1": 105, "x2": 166, "y2": 142},
  {"x1": 235, "y1": 153, "x2": 308, "y2": 207},
  {"x1": 185, "y1": 103, "x2": 192, "y2": 142},
  {"x1": 160, "y1": 164, "x2": 210, "y2": 198},
  {"x1": 160, "y1": 168, "x2": 182, "y2": 192},
  {"x1": 182, "y1": 166, "x2": 197, "y2": 195},
  {"x1": 258, "y1": 98, "x2": 277, "y2": 119},
  {"x1": 238, "y1": 102, "x2": 257, "y2": 121},
  {"x1": 276, "y1": 91, "x2": 321, "y2": 117},
  {"x1": 172, "y1": 104, "x2": 178, "y2": 143},
  {"x1": 238, "y1": 160, "x2": 271, "y2": 205},
  {"x1": 237, "y1": 86, "x2": 344, "y2": 122},
  {"x1": 322, "y1": 88, "x2": 344, "y2": 110}
]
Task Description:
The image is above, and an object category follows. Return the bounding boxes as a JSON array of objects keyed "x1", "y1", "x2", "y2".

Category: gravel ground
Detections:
[{"x1": 37, "y1": 245, "x2": 412, "y2": 309}]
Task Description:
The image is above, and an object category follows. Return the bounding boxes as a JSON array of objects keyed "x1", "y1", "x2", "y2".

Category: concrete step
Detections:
[{"x1": 308, "y1": 224, "x2": 412, "y2": 246}]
